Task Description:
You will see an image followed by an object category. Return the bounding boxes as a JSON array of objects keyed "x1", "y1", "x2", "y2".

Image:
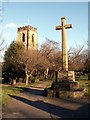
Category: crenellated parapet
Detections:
[{"x1": 17, "y1": 25, "x2": 37, "y2": 32}]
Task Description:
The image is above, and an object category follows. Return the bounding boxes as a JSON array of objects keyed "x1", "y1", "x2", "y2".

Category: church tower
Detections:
[{"x1": 17, "y1": 25, "x2": 38, "y2": 50}]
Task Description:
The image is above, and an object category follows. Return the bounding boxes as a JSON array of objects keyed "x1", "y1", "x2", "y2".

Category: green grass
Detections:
[
  {"x1": 2, "y1": 85, "x2": 27, "y2": 106},
  {"x1": 75, "y1": 74, "x2": 90, "y2": 96},
  {"x1": 29, "y1": 79, "x2": 41, "y2": 87},
  {"x1": 79, "y1": 80, "x2": 89, "y2": 94},
  {"x1": 1, "y1": 79, "x2": 48, "y2": 106},
  {"x1": 46, "y1": 82, "x2": 52, "y2": 88},
  {"x1": 75, "y1": 74, "x2": 88, "y2": 81}
]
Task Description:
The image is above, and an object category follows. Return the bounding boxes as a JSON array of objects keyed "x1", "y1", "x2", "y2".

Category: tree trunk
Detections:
[
  {"x1": 13, "y1": 79, "x2": 16, "y2": 85},
  {"x1": 26, "y1": 74, "x2": 29, "y2": 85},
  {"x1": 25, "y1": 66, "x2": 29, "y2": 85}
]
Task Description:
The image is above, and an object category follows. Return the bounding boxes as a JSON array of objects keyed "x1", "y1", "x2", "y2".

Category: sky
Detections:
[
  {"x1": 2, "y1": 0, "x2": 89, "y2": 2},
  {"x1": 2, "y1": 2, "x2": 88, "y2": 50}
]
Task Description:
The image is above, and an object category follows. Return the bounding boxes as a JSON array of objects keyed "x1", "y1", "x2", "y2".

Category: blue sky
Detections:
[{"x1": 2, "y1": 2, "x2": 88, "y2": 49}]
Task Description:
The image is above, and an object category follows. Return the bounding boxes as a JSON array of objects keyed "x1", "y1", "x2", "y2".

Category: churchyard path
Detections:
[{"x1": 2, "y1": 80, "x2": 89, "y2": 119}]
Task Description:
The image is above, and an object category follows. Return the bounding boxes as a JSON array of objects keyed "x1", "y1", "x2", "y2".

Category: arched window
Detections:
[
  {"x1": 22, "y1": 33, "x2": 25, "y2": 42},
  {"x1": 32, "y1": 34, "x2": 34, "y2": 47}
]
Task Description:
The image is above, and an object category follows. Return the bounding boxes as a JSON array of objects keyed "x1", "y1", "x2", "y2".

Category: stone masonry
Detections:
[{"x1": 17, "y1": 25, "x2": 38, "y2": 50}]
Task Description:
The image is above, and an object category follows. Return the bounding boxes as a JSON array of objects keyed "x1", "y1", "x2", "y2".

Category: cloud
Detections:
[
  {"x1": 3, "y1": 32, "x2": 11, "y2": 38},
  {"x1": 4, "y1": 22, "x2": 31, "y2": 30},
  {"x1": 4, "y1": 22, "x2": 18, "y2": 29}
]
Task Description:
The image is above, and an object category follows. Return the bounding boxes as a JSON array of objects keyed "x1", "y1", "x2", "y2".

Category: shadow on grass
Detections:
[
  {"x1": 15, "y1": 86, "x2": 89, "y2": 104},
  {"x1": 15, "y1": 86, "x2": 44, "y2": 96},
  {"x1": 8, "y1": 94, "x2": 89, "y2": 118}
]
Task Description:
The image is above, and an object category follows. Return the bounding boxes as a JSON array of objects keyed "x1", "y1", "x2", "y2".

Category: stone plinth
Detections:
[
  {"x1": 58, "y1": 71, "x2": 75, "y2": 81},
  {"x1": 47, "y1": 89, "x2": 56, "y2": 97},
  {"x1": 59, "y1": 90, "x2": 85, "y2": 98},
  {"x1": 51, "y1": 81, "x2": 79, "y2": 91},
  {"x1": 46, "y1": 88, "x2": 85, "y2": 98},
  {"x1": 45, "y1": 79, "x2": 85, "y2": 98},
  {"x1": 68, "y1": 71, "x2": 75, "y2": 81},
  {"x1": 58, "y1": 71, "x2": 68, "y2": 80}
]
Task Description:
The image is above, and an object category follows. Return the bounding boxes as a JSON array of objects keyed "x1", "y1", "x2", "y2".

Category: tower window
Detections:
[
  {"x1": 32, "y1": 34, "x2": 34, "y2": 47},
  {"x1": 22, "y1": 33, "x2": 25, "y2": 42}
]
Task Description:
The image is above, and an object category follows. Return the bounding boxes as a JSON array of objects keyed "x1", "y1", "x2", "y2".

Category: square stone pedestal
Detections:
[
  {"x1": 68, "y1": 71, "x2": 75, "y2": 81},
  {"x1": 58, "y1": 70, "x2": 75, "y2": 81}
]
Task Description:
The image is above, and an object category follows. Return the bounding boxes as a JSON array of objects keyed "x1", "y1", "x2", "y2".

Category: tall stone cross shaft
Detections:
[{"x1": 56, "y1": 17, "x2": 72, "y2": 71}]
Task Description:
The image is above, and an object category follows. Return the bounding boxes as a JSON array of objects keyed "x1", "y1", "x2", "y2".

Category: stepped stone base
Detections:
[
  {"x1": 46, "y1": 88, "x2": 85, "y2": 98},
  {"x1": 59, "y1": 90, "x2": 85, "y2": 98},
  {"x1": 51, "y1": 81, "x2": 79, "y2": 91}
]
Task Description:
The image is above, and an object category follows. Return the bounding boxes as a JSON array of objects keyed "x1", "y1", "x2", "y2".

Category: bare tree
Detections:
[
  {"x1": 39, "y1": 38, "x2": 62, "y2": 77},
  {"x1": 11, "y1": 48, "x2": 38, "y2": 85},
  {"x1": 0, "y1": 34, "x2": 5, "y2": 61},
  {"x1": 68, "y1": 45, "x2": 88, "y2": 72}
]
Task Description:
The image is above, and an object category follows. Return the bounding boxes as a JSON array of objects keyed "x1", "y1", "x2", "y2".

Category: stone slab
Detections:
[
  {"x1": 59, "y1": 91, "x2": 85, "y2": 98},
  {"x1": 46, "y1": 89, "x2": 85, "y2": 98}
]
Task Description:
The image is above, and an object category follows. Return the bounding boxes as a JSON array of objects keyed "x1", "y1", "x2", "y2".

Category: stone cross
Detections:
[{"x1": 56, "y1": 17, "x2": 72, "y2": 71}]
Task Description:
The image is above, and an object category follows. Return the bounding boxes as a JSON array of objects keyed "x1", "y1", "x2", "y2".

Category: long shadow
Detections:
[
  {"x1": 75, "y1": 103, "x2": 89, "y2": 118},
  {"x1": 23, "y1": 87, "x2": 44, "y2": 95},
  {"x1": 15, "y1": 86, "x2": 89, "y2": 105},
  {"x1": 58, "y1": 96, "x2": 89, "y2": 105},
  {"x1": 8, "y1": 94, "x2": 88, "y2": 118},
  {"x1": 15, "y1": 87, "x2": 44, "y2": 96}
]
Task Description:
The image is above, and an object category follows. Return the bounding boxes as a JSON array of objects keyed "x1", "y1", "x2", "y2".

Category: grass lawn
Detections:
[
  {"x1": 75, "y1": 74, "x2": 88, "y2": 81},
  {"x1": 2, "y1": 85, "x2": 27, "y2": 106},
  {"x1": 1, "y1": 79, "x2": 51, "y2": 106},
  {"x1": 75, "y1": 74, "x2": 90, "y2": 96}
]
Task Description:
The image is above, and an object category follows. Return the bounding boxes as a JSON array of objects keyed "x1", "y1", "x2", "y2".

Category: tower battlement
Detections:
[
  {"x1": 18, "y1": 25, "x2": 37, "y2": 32},
  {"x1": 17, "y1": 25, "x2": 38, "y2": 50}
]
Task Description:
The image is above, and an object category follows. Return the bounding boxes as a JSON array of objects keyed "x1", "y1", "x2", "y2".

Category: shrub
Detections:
[
  {"x1": 35, "y1": 78, "x2": 39, "y2": 82},
  {"x1": 19, "y1": 78, "x2": 23, "y2": 82},
  {"x1": 39, "y1": 76, "x2": 45, "y2": 81},
  {"x1": 29, "y1": 76, "x2": 35, "y2": 83}
]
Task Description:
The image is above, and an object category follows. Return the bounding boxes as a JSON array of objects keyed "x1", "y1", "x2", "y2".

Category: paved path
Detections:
[{"x1": 2, "y1": 80, "x2": 89, "y2": 119}]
